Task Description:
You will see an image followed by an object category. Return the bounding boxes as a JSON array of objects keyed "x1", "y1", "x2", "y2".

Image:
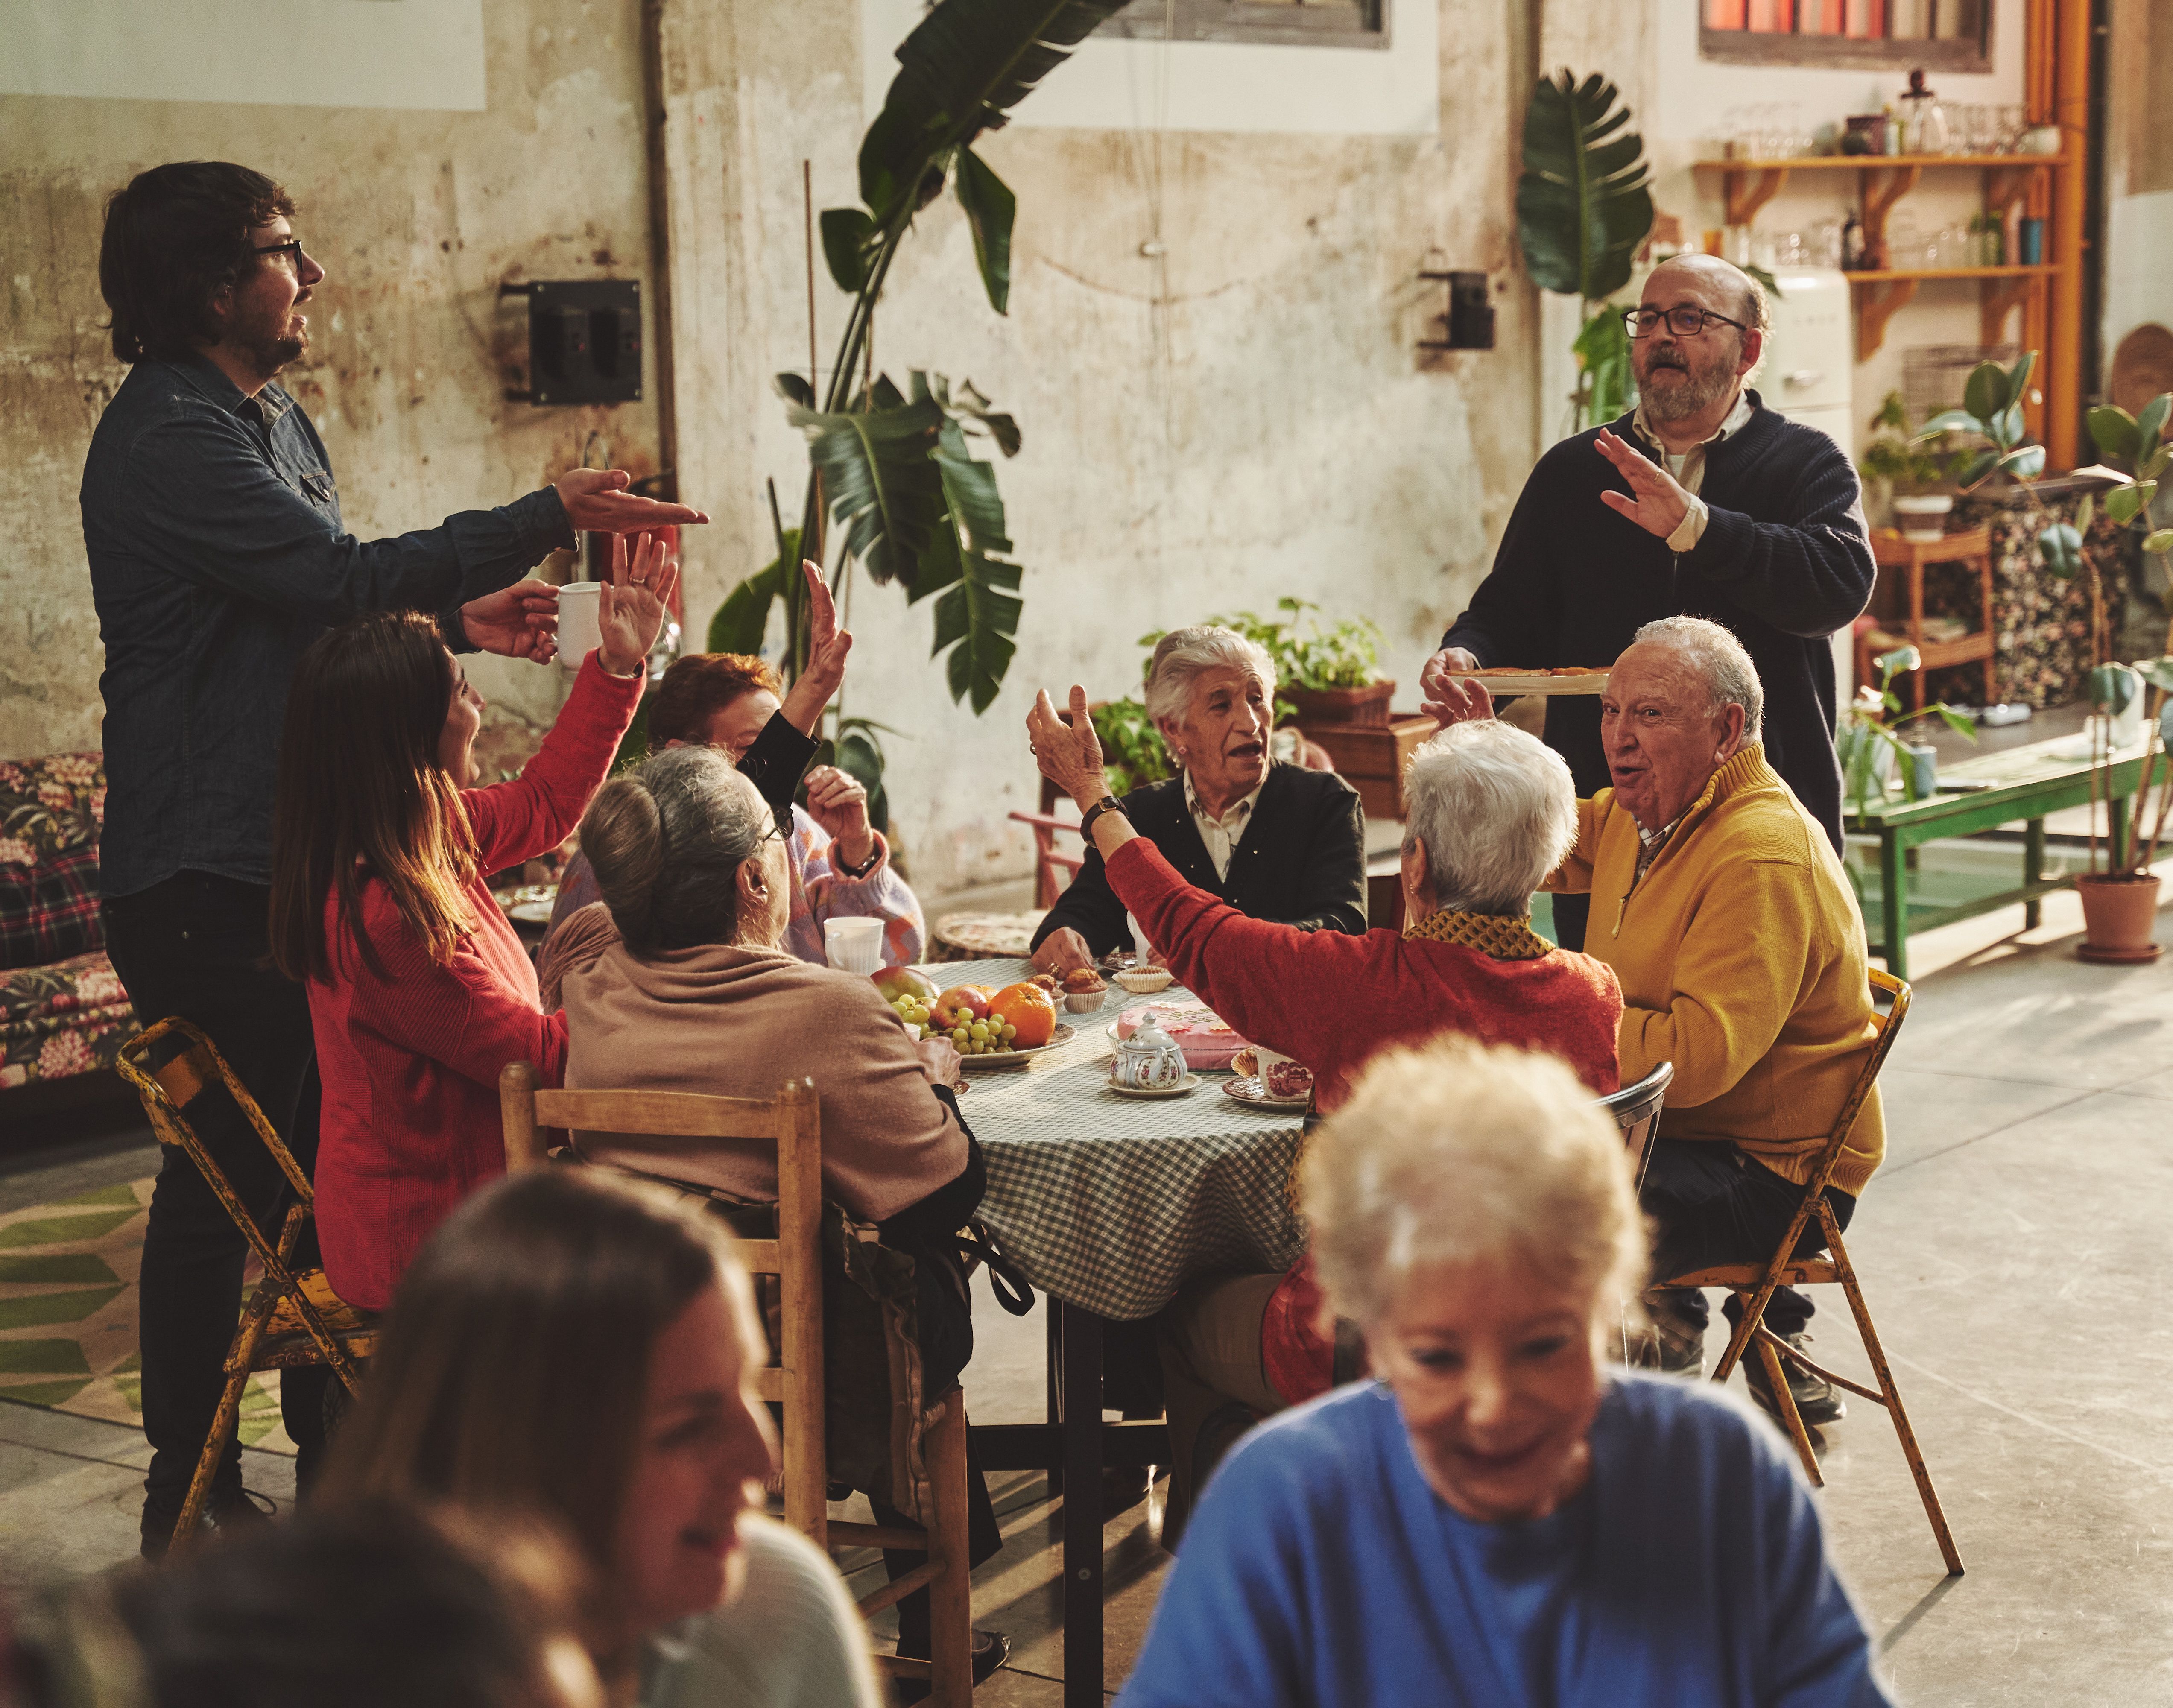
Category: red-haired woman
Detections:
[{"x1": 270, "y1": 535, "x2": 676, "y2": 1311}]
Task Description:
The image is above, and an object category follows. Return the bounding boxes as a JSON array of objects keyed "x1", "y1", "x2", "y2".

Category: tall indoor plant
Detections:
[
  {"x1": 712, "y1": 0, "x2": 1125, "y2": 814},
  {"x1": 1516, "y1": 70, "x2": 1654, "y2": 433}
]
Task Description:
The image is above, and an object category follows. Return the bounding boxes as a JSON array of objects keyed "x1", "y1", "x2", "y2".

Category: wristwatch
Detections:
[
  {"x1": 834, "y1": 841, "x2": 883, "y2": 879},
  {"x1": 1079, "y1": 795, "x2": 1126, "y2": 837}
]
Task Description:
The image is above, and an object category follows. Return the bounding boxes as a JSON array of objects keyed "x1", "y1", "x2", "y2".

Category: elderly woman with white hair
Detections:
[
  {"x1": 1026, "y1": 687, "x2": 1625, "y2": 1531},
  {"x1": 1028, "y1": 626, "x2": 1366, "y2": 975},
  {"x1": 1118, "y1": 1039, "x2": 1891, "y2": 1708}
]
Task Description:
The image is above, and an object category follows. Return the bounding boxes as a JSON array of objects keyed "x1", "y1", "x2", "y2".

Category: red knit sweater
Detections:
[
  {"x1": 310, "y1": 654, "x2": 643, "y2": 1310},
  {"x1": 1104, "y1": 837, "x2": 1624, "y2": 1401}
]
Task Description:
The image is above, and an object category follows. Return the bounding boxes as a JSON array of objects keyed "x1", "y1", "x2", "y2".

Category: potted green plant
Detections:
[
  {"x1": 1839, "y1": 643, "x2": 1976, "y2": 815},
  {"x1": 1195, "y1": 600, "x2": 1392, "y2": 727},
  {"x1": 1858, "y1": 391, "x2": 1962, "y2": 538},
  {"x1": 2053, "y1": 391, "x2": 2173, "y2": 958},
  {"x1": 1090, "y1": 697, "x2": 1174, "y2": 798}
]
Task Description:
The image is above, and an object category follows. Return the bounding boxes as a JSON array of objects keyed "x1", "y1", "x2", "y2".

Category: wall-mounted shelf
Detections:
[
  {"x1": 1693, "y1": 155, "x2": 2063, "y2": 227},
  {"x1": 1845, "y1": 265, "x2": 2057, "y2": 361}
]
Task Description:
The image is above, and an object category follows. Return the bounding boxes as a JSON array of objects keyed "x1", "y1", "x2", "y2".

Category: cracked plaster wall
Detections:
[{"x1": 3, "y1": 0, "x2": 1544, "y2": 901}]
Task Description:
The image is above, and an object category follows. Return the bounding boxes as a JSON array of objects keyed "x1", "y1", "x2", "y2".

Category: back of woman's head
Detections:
[
  {"x1": 1302, "y1": 1038, "x2": 1647, "y2": 1331},
  {"x1": 62, "y1": 1501, "x2": 597, "y2": 1708},
  {"x1": 269, "y1": 610, "x2": 474, "y2": 983},
  {"x1": 319, "y1": 1170, "x2": 732, "y2": 1571},
  {"x1": 579, "y1": 746, "x2": 767, "y2": 954}
]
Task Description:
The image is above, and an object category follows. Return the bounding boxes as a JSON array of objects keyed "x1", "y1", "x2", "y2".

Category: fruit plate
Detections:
[
  {"x1": 1106, "y1": 1073, "x2": 1198, "y2": 1100},
  {"x1": 1221, "y1": 1076, "x2": 1312, "y2": 1112},
  {"x1": 956, "y1": 1023, "x2": 1077, "y2": 1071},
  {"x1": 1445, "y1": 669, "x2": 1609, "y2": 696}
]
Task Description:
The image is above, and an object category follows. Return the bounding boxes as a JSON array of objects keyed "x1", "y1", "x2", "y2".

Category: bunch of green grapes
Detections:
[
  {"x1": 887, "y1": 993, "x2": 934, "y2": 1030},
  {"x1": 948, "y1": 1017, "x2": 1019, "y2": 1056}
]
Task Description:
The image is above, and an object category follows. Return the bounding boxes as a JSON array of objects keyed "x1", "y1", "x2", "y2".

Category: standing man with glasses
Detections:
[
  {"x1": 81, "y1": 161, "x2": 707, "y2": 1554},
  {"x1": 1421, "y1": 255, "x2": 1873, "y2": 948}
]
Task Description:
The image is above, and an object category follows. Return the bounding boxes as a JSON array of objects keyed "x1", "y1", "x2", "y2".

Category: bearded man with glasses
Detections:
[
  {"x1": 81, "y1": 161, "x2": 707, "y2": 1555},
  {"x1": 1421, "y1": 255, "x2": 1873, "y2": 949}
]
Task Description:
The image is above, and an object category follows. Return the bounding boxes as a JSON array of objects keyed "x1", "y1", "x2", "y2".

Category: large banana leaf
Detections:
[
  {"x1": 708, "y1": 533, "x2": 795, "y2": 655},
  {"x1": 860, "y1": 0, "x2": 1125, "y2": 225},
  {"x1": 1516, "y1": 71, "x2": 1653, "y2": 304},
  {"x1": 933, "y1": 546, "x2": 1024, "y2": 713},
  {"x1": 785, "y1": 387, "x2": 948, "y2": 589}
]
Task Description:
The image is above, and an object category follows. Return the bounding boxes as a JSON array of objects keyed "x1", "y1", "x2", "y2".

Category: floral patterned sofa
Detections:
[{"x1": 1, "y1": 755, "x2": 136, "y2": 1088}]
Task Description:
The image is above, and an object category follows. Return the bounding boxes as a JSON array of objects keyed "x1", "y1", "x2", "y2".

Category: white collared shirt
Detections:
[
  {"x1": 1184, "y1": 771, "x2": 1266, "y2": 881},
  {"x1": 1631, "y1": 389, "x2": 1755, "y2": 552}
]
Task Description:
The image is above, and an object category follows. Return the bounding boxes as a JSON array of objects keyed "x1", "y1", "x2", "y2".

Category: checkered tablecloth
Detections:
[{"x1": 921, "y1": 960, "x2": 1307, "y2": 1322}]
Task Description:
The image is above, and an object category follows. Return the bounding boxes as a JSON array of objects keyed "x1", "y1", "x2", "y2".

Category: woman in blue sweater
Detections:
[{"x1": 1118, "y1": 1037, "x2": 1889, "y2": 1708}]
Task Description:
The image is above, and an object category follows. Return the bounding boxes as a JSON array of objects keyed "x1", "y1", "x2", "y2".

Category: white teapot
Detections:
[{"x1": 1111, "y1": 1013, "x2": 1188, "y2": 1091}]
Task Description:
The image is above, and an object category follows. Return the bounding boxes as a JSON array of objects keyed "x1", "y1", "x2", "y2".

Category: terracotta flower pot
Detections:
[
  {"x1": 2075, "y1": 872, "x2": 2163, "y2": 965},
  {"x1": 1281, "y1": 679, "x2": 1395, "y2": 728}
]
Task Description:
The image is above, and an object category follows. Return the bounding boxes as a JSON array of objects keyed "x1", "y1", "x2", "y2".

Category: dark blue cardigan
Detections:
[{"x1": 1442, "y1": 392, "x2": 1875, "y2": 848}]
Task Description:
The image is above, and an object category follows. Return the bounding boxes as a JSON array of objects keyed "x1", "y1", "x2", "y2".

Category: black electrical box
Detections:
[{"x1": 504, "y1": 280, "x2": 642, "y2": 406}]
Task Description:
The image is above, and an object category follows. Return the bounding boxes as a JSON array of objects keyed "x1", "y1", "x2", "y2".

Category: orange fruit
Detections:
[{"x1": 988, "y1": 982, "x2": 1057, "y2": 1048}]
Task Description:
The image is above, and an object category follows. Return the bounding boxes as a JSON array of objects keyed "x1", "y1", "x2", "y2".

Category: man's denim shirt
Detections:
[{"x1": 81, "y1": 354, "x2": 573, "y2": 897}]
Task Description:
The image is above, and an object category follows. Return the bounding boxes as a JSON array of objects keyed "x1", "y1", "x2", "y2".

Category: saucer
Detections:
[{"x1": 1106, "y1": 1073, "x2": 1198, "y2": 1100}]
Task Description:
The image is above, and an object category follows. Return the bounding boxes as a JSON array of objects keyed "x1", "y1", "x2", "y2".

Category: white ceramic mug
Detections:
[
  {"x1": 557, "y1": 581, "x2": 602, "y2": 672},
  {"x1": 824, "y1": 916, "x2": 885, "y2": 974}
]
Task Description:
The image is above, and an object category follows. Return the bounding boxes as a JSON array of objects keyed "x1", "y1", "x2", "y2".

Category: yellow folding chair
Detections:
[
  {"x1": 1658, "y1": 970, "x2": 1962, "y2": 1576},
  {"x1": 116, "y1": 1018, "x2": 377, "y2": 1550}
]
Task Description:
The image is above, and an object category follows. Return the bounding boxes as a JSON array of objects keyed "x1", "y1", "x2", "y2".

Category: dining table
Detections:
[{"x1": 918, "y1": 958, "x2": 1307, "y2": 1706}]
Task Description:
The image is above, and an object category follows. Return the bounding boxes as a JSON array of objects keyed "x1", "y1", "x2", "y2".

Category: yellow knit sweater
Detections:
[{"x1": 1547, "y1": 744, "x2": 1885, "y2": 1196}]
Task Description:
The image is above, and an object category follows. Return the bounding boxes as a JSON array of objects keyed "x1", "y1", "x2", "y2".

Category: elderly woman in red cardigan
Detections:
[
  {"x1": 1026, "y1": 684, "x2": 1626, "y2": 1539},
  {"x1": 269, "y1": 536, "x2": 675, "y2": 1312}
]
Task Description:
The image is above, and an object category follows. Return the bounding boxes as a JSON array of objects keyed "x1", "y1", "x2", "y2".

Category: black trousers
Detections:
[
  {"x1": 1641, "y1": 1138, "x2": 1855, "y2": 1340},
  {"x1": 101, "y1": 872, "x2": 329, "y2": 1509}
]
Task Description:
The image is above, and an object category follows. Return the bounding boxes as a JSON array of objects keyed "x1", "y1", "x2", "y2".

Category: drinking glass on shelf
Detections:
[{"x1": 2001, "y1": 104, "x2": 2028, "y2": 152}]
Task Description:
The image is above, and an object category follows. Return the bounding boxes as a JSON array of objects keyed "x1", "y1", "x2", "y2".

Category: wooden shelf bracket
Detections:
[
  {"x1": 1860, "y1": 164, "x2": 1924, "y2": 263},
  {"x1": 1723, "y1": 166, "x2": 1791, "y2": 227},
  {"x1": 1980, "y1": 273, "x2": 2039, "y2": 345},
  {"x1": 1856, "y1": 278, "x2": 1920, "y2": 361}
]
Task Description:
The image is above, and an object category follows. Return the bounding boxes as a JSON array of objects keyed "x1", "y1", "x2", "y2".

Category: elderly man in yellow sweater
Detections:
[{"x1": 1425, "y1": 614, "x2": 1881, "y2": 1427}]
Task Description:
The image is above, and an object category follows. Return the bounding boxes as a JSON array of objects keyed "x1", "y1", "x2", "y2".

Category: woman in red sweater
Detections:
[
  {"x1": 270, "y1": 535, "x2": 676, "y2": 1311},
  {"x1": 1028, "y1": 682, "x2": 1627, "y2": 1540}
]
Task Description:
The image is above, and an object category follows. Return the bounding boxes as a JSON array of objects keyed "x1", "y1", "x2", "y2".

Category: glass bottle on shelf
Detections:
[{"x1": 1898, "y1": 69, "x2": 1950, "y2": 156}]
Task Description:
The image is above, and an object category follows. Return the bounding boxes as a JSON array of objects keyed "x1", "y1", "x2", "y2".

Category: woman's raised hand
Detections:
[
  {"x1": 597, "y1": 531, "x2": 679, "y2": 677},
  {"x1": 778, "y1": 561, "x2": 854, "y2": 736},
  {"x1": 1027, "y1": 686, "x2": 1109, "y2": 812}
]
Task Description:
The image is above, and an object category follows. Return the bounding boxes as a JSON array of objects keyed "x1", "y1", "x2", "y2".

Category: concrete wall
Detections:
[
  {"x1": 633, "y1": 0, "x2": 1544, "y2": 894},
  {"x1": 0, "y1": 0, "x2": 661, "y2": 758},
  {"x1": 3, "y1": 0, "x2": 1544, "y2": 901}
]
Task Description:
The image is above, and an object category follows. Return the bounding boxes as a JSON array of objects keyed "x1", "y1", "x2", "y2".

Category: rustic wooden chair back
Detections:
[
  {"x1": 497, "y1": 1064, "x2": 974, "y2": 1705},
  {"x1": 1658, "y1": 970, "x2": 1962, "y2": 1576},
  {"x1": 1007, "y1": 809, "x2": 1085, "y2": 909},
  {"x1": 114, "y1": 1018, "x2": 375, "y2": 1550},
  {"x1": 1597, "y1": 1059, "x2": 1673, "y2": 1190}
]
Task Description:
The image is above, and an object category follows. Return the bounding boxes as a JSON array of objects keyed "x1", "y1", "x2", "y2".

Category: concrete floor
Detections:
[{"x1": 5, "y1": 885, "x2": 2172, "y2": 1703}]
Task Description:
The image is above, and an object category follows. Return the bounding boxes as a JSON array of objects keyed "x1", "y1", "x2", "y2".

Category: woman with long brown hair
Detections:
[
  {"x1": 269, "y1": 534, "x2": 673, "y2": 1312},
  {"x1": 320, "y1": 1167, "x2": 883, "y2": 1708}
]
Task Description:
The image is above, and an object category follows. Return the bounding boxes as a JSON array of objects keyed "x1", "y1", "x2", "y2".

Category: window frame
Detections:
[
  {"x1": 1099, "y1": 0, "x2": 1389, "y2": 53},
  {"x1": 1698, "y1": 3, "x2": 1991, "y2": 74}
]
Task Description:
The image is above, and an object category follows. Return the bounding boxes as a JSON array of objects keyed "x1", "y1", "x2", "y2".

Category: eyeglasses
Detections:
[
  {"x1": 1622, "y1": 305, "x2": 1748, "y2": 339},
  {"x1": 252, "y1": 239, "x2": 307, "y2": 268},
  {"x1": 763, "y1": 803, "x2": 792, "y2": 844}
]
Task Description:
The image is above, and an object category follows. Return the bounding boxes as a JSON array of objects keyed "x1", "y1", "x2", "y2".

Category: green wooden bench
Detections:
[{"x1": 1845, "y1": 735, "x2": 2167, "y2": 981}]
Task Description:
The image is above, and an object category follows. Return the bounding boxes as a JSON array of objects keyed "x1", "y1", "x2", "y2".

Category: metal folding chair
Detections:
[{"x1": 115, "y1": 1018, "x2": 376, "y2": 1550}]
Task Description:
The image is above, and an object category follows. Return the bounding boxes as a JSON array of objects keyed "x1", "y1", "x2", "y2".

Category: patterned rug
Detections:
[{"x1": 0, "y1": 1178, "x2": 296, "y2": 1456}]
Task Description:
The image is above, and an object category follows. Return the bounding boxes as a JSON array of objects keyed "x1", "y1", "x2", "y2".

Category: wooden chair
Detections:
[
  {"x1": 498, "y1": 1065, "x2": 977, "y2": 1705},
  {"x1": 1656, "y1": 970, "x2": 1963, "y2": 1576},
  {"x1": 1598, "y1": 1061, "x2": 1673, "y2": 1188},
  {"x1": 1008, "y1": 809, "x2": 1084, "y2": 909},
  {"x1": 114, "y1": 1018, "x2": 376, "y2": 1551}
]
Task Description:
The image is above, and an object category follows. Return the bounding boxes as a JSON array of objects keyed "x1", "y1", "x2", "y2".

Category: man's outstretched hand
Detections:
[
  {"x1": 462, "y1": 581, "x2": 559, "y2": 662},
  {"x1": 1594, "y1": 430, "x2": 1691, "y2": 540},
  {"x1": 552, "y1": 468, "x2": 709, "y2": 533}
]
